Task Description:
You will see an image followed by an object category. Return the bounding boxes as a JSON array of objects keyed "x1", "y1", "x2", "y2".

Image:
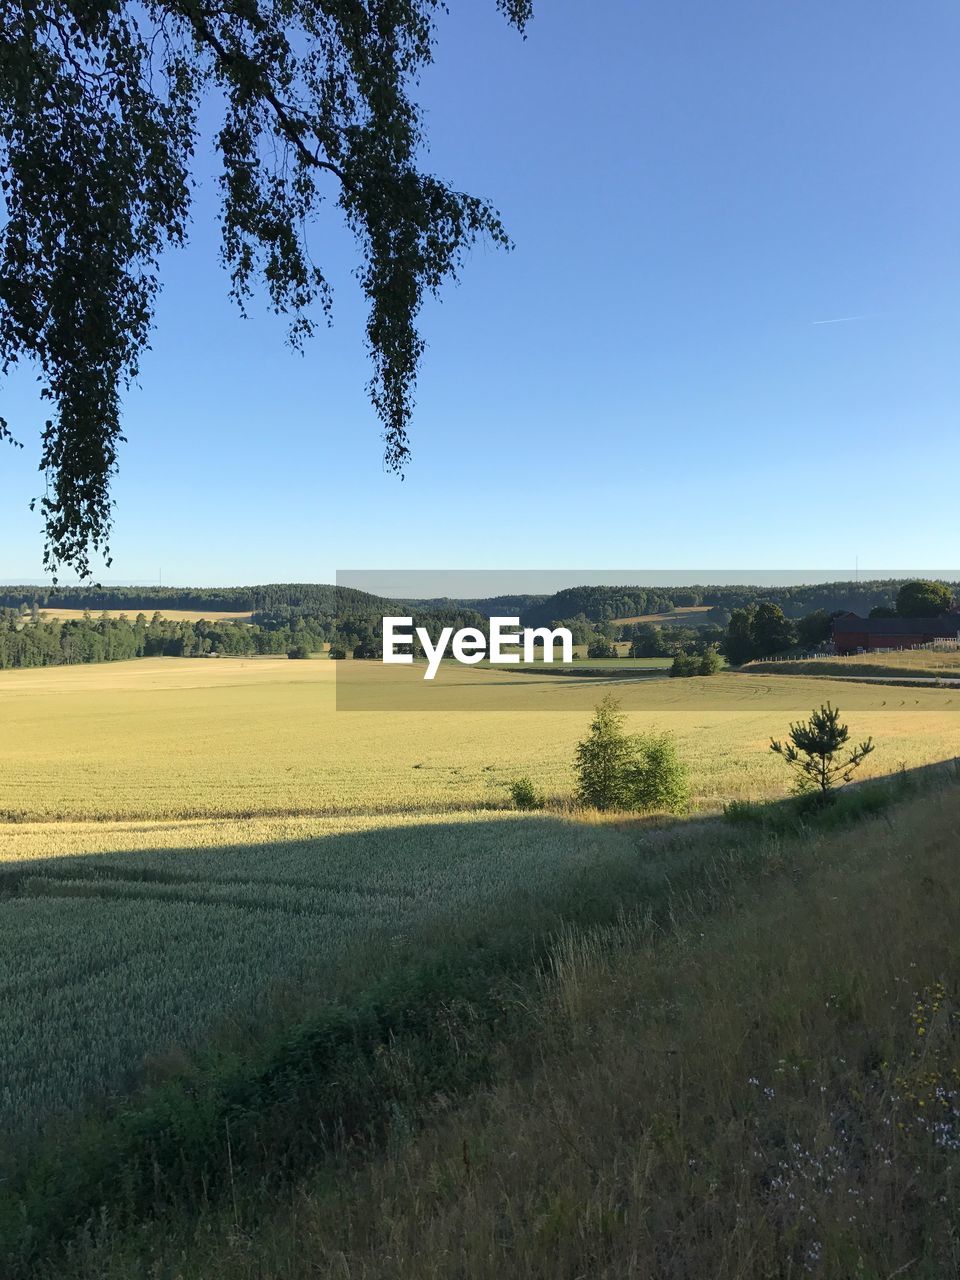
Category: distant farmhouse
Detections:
[{"x1": 832, "y1": 613, "x2": 960, "y2": 656}]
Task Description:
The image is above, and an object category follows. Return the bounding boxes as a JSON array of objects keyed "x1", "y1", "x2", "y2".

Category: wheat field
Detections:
[
  {"x1": 2, "y1": 657, "x2": 958, "y2": 822},
  {"x1": 2, "y1": 656, "x2": 959, "y2": 1143},
  {"x1": 36, "y1": 607, "x2": 253, "y2": 623}
]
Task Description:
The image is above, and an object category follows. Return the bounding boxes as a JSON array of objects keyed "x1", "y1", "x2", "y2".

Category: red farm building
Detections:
[{"x1": 832, "y1": 613, "x2": 960, "y2": 656}]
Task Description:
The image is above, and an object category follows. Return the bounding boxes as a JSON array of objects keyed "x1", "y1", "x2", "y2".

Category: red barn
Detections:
[{"x1": 832, "y1": 613, "x2": 960, "y2": 656}]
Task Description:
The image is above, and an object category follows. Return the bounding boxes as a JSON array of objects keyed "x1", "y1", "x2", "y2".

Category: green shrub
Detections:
[
  {"x1": 672, "y1": 646, "x2": 721, "y2": 677},
  {"x1": 575, "y1": 698, "x2": 690, "y2": 814},
  {"x1": 698, "y1": 645, "x2": 722, "y2": 675},
  {"x1": 509, "y1": 777, "x2": 544, "y2": 811},
  {"x1": 628, "y1": 732, "x2": 690, "y2": 813},
  {"x1": 670, "y1": 651, "x2": 698, "y2": 677},
  {"x1": 586, "y1": 637, "x2": 616, "y2": 659}
]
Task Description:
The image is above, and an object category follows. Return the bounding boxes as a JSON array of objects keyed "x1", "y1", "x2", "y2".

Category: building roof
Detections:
[{"x1": 832, "y1": 614, "x2": 960, "y2": 636}]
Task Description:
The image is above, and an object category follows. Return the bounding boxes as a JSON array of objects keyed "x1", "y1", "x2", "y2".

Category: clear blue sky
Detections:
[{"x1": 2, "y1": 0, "x2": 958, "y2": 585}]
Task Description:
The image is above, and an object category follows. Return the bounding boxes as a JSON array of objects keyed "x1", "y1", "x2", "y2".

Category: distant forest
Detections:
[
  {"x1": 2, "y1": 578, "x2": 952, "y2": 621},
  {"x1": 0, "y1": 579, "x2": 955, "y2": 671},
  {"x1": 0, "y1": 583, "x2": 384, "y2": 617}
]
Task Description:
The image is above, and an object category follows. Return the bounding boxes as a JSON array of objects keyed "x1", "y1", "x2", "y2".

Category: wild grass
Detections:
[
  {"x1": 748, "y1": 646, "x2": 960, "y2": 682},
  {"x1": 36, "y1": 777, "x2": 960, "y2": 1280}
]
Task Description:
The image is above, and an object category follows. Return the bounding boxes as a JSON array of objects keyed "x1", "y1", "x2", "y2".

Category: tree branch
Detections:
[{"x1": 180, "y1": 4, "x2": 350, "y2": 187}]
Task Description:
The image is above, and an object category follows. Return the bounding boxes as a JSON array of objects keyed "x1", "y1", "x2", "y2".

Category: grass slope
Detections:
[
  {"x1": 30, "y1": 773, "x2": 960, "y2": 1280},
  {"x1": 748, "y1": 648, "x2": 960, "y2": 683}
]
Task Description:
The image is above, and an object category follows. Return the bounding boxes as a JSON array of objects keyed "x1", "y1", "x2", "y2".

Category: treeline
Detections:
[
  {"x1": 0, "y1": 604, "x2": 492, "y2": 670},
  {"x1": 4, "y1": 579, "x2": 955, "y2": 629},
  {"x1": 0, "y1": 611, "x2": 329, "y2": 670},
  {"x1": 519, "y1": 579, "x2": 959, "y2": 627},
  {"x1": 327, "y1": 607, "x2": 489, "y2": 660},
  {"x1": 0, "y1": 583, "x2": 387, "y2": 617}
]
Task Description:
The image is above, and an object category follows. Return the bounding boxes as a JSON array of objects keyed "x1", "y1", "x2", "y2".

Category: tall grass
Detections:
[{"x1": 16, "y1": 772, "x2": 960, "y2": 1279}]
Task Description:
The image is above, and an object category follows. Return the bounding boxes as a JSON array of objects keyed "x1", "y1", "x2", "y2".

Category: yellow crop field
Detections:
[
  {"x1": 612, "y1": 606, "x2": 714, "y2": 625},
  {"x1": 2, "y1": 656, "x2": 959, "y2": 1146},
  {"x1": 0, "y1": 658, "x2": 957, "y2": 822},
  {"x1": 37, "y1": 607, "x2": 253, "y2": 623}
]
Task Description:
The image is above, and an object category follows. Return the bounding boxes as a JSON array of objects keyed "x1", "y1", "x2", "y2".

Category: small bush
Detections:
[
  {"x1": 698, "y1": 645, "x2": 722, "y2": 675},
  {"x1": 671, "y1": 646, "x2": 721, "y2": 677},
  {"x1": 287, "y1": 642, "x2": 312, "y2": 660},
  {"x1": 628, "y1": 732, "x2": 690, "y2": 814},
  {"x1": 670, "y1": 651, "x2": 698, "y2": 677},
  {"x1": 587, "y1": 637, "x2": 617, "y2": 659},
  {"x1": 509, "y1": 777, "x2": 545, "y2": 811},
  {"x1": 574, "y1": 698, "x2": 690, "y2": 814},
  {"x1": 328, "y1": 646, "x2": 347, "y2": 660}
]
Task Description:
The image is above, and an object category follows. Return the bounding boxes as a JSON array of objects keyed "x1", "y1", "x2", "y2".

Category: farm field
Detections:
[
  {"x1": 2, "y1": 657, "x2": 959, "y2": 1169},
  {"x1": 748, "y1": 647, "x2": 960, "y2": 682},
  {"x1": 612, "y1": 605, "x2": 715, "y2": 625},
  {"x1": 37, "y1": 607, "x2": 253, "y2": 623},
  {"x1": 2, "y1": 658, "x2": 959, "y2": 821},
  {"x1": 510, "y1": 650, "x2": 672, "y2": 666},
  {"x1": 0, "y1": 808, "x2": 634, "y2": 1145}
]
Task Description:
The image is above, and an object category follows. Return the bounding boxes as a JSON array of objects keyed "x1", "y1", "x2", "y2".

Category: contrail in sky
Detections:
[{"x1": 811, "y1": 315, "x2": 867, "y2": 325}]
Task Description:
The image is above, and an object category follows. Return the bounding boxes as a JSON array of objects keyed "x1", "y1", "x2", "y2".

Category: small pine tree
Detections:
[
  {"x1": 770, "y1": 702, "x2": 874, "y2": 798},
  {"x1": 574, "y1": 694, "x2": 635, "y2": 809}
]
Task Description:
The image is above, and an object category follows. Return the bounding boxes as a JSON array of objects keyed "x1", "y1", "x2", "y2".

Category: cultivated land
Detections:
[
  {"x1": 4, "y1": 657, "x2": 957, "y2": 823},
  {"x1": 2, "y1": 656, "x2": 960, "y2": 1274},
  {"x1": 3, "y1": 659, "x2": 959, "y2": 1132},
  {"x1": 37, "y1": 607, "x2": 253, "y2": 623},
  {"x1": 612, "y1": 605, "x2": 715, "y2": 625}
]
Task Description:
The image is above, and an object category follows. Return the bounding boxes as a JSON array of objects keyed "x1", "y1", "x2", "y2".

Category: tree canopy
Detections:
[
  {"x1": 896, "y1": 580, "x2": 954, "y2": 618},
  {"x1": 0, "y1": 1, "x2": 532, "y2": 576}
]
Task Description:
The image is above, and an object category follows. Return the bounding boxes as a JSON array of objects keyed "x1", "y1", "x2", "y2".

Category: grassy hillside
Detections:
[
  {"x1": 24, "y1": 774, "x2": 960, "y2": 1279},
  {"x1": 748, "y1": 647, "x2": 960, "y2": 682}
]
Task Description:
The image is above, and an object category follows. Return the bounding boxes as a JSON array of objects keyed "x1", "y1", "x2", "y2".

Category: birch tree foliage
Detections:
[{"x1": 0, "y1": 1, "x2": 532, "y2": 576}]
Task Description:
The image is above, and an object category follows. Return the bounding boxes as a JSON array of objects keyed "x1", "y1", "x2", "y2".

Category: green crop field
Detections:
[{"x1": 2, "y1": 657, "x2": 960, "y2": 1155}]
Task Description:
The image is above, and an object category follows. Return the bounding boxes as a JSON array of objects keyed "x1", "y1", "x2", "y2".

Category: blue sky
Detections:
[{"x1": 2, "y1": 0, "x2": 958, "y2": 584}]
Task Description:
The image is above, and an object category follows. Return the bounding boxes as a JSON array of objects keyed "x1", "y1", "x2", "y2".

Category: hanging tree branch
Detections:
[{"x1": 0, "y1": 0, "x2": 533, "y2": 577}]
